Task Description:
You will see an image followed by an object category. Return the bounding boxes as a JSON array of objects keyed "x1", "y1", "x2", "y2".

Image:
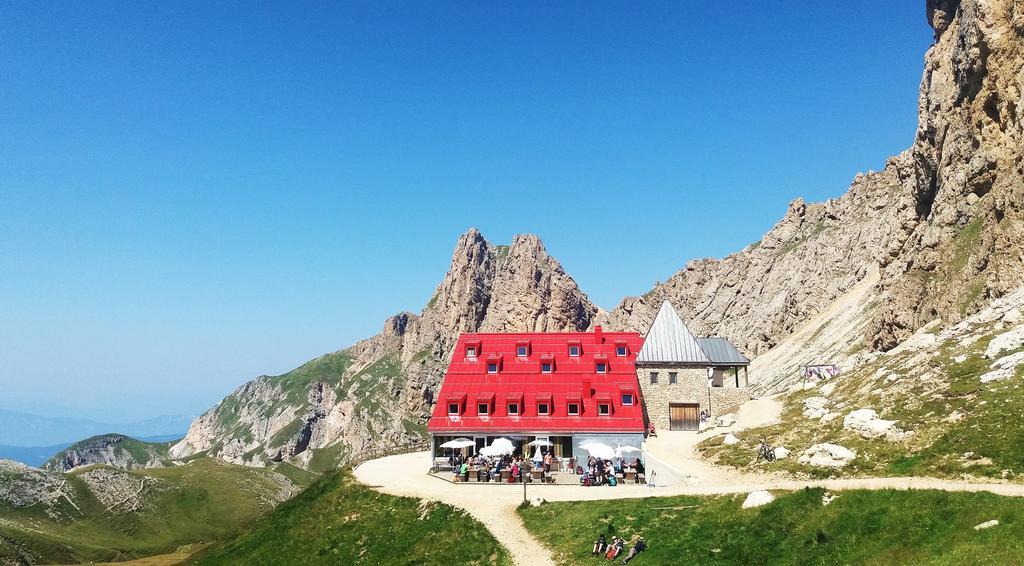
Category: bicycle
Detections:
[{"x1": 756, "y1": 437, "x2": 776, "y2": 462}]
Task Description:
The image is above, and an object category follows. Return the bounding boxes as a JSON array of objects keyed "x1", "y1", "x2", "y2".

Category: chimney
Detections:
[{"x1": 594, "y1": 325, "x2": 603, "y2": 343}]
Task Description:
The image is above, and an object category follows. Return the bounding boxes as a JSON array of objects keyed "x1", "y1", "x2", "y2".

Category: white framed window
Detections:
[
  {"x1": 507, "y1": 403, "x2": 519, "y2": 415},
  {"x1": 621, "y1": 393, "x2": 634, "y2": 406},
  {"x1": 568, "y1": 345, "x2": 580, "y2": 357},
  {"x1": 487, "y1": 363, "x2": 498, "y2": 374},
  {"x1": 448, "y1": 403, "x2": 460, "y2": 415},
  {"x1": 598, "y1": 403, "x2": 610, "y2": 416},
  {"x1": 516, "y1": 345, "x2": 528, "y2": 357},
  {"x1": 596, "y1": 363, "x2": 607, "y2": 374},
  {"x1": 541, "y1": 362, "x2": 553, "y2": 373},
  {"x1": 669, "y1": 372, "x2": 678, "y2": 385},
  {"x1": 616, "y1": 345, "x2": 627, "y2": 357},
  {"x1": 567, "y1": 403, "x2": 580, "y2": 415},
  {"x1": 538, "y1": 403, "x2": 549, "y2": 415},
  {"x1": 477, "y1": 403, "x2": 489, "y2": 416},
  {"x1": 650, "y1": 372, "x2": 658, "y2": 384},
  {"x1": 466, "y1": 346, "x2": 477, "y2": 357}
]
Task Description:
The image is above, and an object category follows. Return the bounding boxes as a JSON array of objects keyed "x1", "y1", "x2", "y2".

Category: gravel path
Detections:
[{"x1": 355, "y1": 396, "x2": 1024, "y2": 565}]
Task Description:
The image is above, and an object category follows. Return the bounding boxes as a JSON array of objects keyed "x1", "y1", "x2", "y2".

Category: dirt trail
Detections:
[{"x1": 355, "y1": 395, "x2": 1024, "y2": 565}]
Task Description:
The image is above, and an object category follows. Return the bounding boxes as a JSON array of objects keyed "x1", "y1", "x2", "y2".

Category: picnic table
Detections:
[
  {"x1": 468, "y1": 468, "x2": 480, "y2": 482},
  {"x1": 625, "y1": 469, "x2": 636, "y2": 483},
  {"x1": 531, "y1": 469, "x2": 543, "y2": 482}
]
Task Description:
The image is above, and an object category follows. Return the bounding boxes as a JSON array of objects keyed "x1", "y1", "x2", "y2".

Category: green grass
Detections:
[
  {"x1": 520, "y1": 488, "x2": 1024, "y2": 565},
  {"x1": 192, "y1": 470, "x2": 511, "y2": 566},
  {"x1": 0, "y1": 459, "x2": 295, "y2": 564}
]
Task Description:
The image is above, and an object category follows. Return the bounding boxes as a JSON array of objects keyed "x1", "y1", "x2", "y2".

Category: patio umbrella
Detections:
[
  {"x1": 488, "y1": 437, "x2": 515, "y2": 455},
  {"x1": 582, "y1": 442, "x2": 615, "y2": 460},
  {"x1": 479, "y1": 445, "x2": 504, "y2": 457},
  {"x1": 526, "y1": 439, "x2": 553, "y2": 447},
  {"x1": 439, "y1": 438, "x2": 475, "y2": 449},
  {"x1": 615, "y1": 445, "x2": 641, "y2": 455}
]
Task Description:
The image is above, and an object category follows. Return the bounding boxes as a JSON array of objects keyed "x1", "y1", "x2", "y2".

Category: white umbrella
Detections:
[
  {"x1": 489, "y1": 437, "x2": 515, "y2": 455},
  {"x1": 527, "y1": 439, "x2": 553, "y2": 447},
  {"x1": 532, "y1": 445, "x2": 543, "y2": 462},
  {"x1": 616, "y1": 445, "x2": 641, "y2": 455},
  {"x1": 479, "y1": 445, "x2": 504, "y2": 457},
  {"x1": 440, "y1": 438, "x2": 475, "y2": 449},
  {"x1": 582, "y1": 442, "x2": 615, "y2": 460}
]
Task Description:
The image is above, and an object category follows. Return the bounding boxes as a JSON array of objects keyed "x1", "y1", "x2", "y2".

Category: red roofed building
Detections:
[{"x1": 428, "y1": 326, "x2": 645, "y2": 462}]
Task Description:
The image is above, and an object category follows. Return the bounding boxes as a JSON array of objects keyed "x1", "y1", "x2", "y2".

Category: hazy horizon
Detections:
[{"x1": 2, "y1": 2, "x2": 933, "y2": 421}]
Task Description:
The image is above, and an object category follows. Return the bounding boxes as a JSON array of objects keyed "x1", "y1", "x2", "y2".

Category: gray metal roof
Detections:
[
  {"x1": 696, "y1": 337, "x2": 750, "y2": 366},
  {"x1": 637, "y1": 301, "x2": 711, "y2": 364}
]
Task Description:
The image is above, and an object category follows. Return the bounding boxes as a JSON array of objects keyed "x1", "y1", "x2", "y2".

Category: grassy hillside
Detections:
[
  {"x1": 192, "y1": 470, "x2": 511, "y2": 566},
  {"x1": 520, "y1": 488, "x2": 1024, "y2": 565},
  {"x1": 0, "y1": 458, "x2": 301, "y2": 564},
  {"x1": 44, "y1": 433, "x2": 173, "y2": 471},
  {"x1": 702, "y1": 312, "x2": 1024, "y2": 479}
]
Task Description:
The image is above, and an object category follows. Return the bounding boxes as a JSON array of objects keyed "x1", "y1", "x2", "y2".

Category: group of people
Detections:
[
  {"x1": 579, "y1": 456, "x2": 643, "y2": 486},
  {"x1": 449, "y1": 452, "x2": 551, "y2": 483},
  {"x1": 592, "y1": 534, "x2": 647, "y2": 564}
]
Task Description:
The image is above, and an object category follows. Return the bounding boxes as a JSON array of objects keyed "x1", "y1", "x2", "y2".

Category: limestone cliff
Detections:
[
  {"x1": 169, "y1": 229, "x2": 597, "y2": 468},
  {"x1": 599, "y1": 0, "x2": 1024, "y2": 376},
  {"x1": 43, "y1": 434, "x2": 171, "y2": 473}
]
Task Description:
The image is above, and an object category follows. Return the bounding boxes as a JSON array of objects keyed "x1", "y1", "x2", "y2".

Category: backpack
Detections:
[{"x1": 608, "y1": 476, "x2": 617, "y2": 486}]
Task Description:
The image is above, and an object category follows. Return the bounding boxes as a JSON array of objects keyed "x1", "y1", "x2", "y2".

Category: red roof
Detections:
[{"x1": 428, "y1": 327, "x2": 645, "y2": 434}]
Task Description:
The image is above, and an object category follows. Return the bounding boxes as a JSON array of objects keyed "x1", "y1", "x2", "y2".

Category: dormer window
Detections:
[
  {"x1": 615, "y1": 342, "x2": 629, "y2": 357},
  {"x1": 594, "y1": 354, "x2": 608, "y2": 374},
  {"x1": 476, "y1": 393, "x2": 494, "y2": 417},
  {"x1": 464, "y1": 339, "x2": 481, "y2": 359},
  {"x1": 446, "y1": 393, "x2": 465, "y2": 416},
  {"x1": 486, "y1": 354, "x2": 503, "y2": 374},
  {"x1": 477, "y1": 403, "x2": 489, "y2": 415},
  {"x1": 467, "y1": 347, "x2": 477, "y2": 357},
  {"x1": 596, "y1": 362, "x2": 607, "y2": 374},
  {"x1": 568, "y1": 341, "x2": 581, "y2": 357},
  {"x1": 538, "y1": 402, "x2": 549, "y2": 415},
  {"x1": 515, "y1": 340, "x2": 531, "y2": 357},
  {"x1": 598, "y1": 403, "x2": 610, "y2": 416},
  {"x1": 621, "y1": 393, "x2": 634, "y2": 406},
  {"x1": 507, "y1": 403, "x2": 519, "y2": 415},
  {"x1": 540, "y1": 354, "x2": 555, "y2": 374},
  {"x1": 537, "y1": 393, "x2": 552, "y2": 416},
  {"x1": 567, "y1": 402, "x2": 580, "y2": 415},
  {"x1": 448, "y1": 403, "x2": 460, "y2": 415}
]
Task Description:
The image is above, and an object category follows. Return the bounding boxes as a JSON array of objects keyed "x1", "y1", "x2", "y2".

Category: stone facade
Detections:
[{"x1": 636, "y1": 364, "x2": 750, "y2": 430}]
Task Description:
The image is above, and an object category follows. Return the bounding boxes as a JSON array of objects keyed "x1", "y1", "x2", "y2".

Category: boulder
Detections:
[
  {"x1": 843, "y1": 409, "x2": 898, "y2": 439},
  {"x1": 986, "y1": 325, "x2": 1024, "y2": 358},
  {"x1": 1003, "y1": 309, "x2": 1021, "y2": 324},
  {"x1": 529, "y1": 496, "x2": 546, "y2": 507},
  {"x1": 717, "y1": 413, "x2": 737, "y2": 427},
  {"x1": 802, "y1": 397, "x2": 831, "y2": 419},
  {"x1": 772, "y1": 446, "x2": 790, "y2": 459},
  {"x1": 798, "y1": 443, "x2": 856, "y2": 468},
  {"x1": 741, "y1": 490, "x2": 774, "y2": 509},
  {"x1": 723, "y1": 434, "x2": 740, "y2": 446}
]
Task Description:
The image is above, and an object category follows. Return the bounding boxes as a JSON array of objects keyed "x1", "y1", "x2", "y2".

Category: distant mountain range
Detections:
[{"x1": 0, "y1": 409, "x2": 190, "y2": 448}]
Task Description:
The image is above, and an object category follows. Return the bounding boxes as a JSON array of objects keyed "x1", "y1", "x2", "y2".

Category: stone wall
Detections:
[
  {"x1": 709, "y1": 387, "x2": 751, "y2": 417},
  {"x1": 637, "y1": 364, "x2": 751, "y2": 430}
]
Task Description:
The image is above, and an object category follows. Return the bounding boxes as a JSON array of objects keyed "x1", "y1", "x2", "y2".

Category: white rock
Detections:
[
  {"x1": 843, "y1": 409, "x2": 898, "y2": 439},
  {"x1": 723, "y1": 433, "x2": 740, "y2": 446},
  {"x1": 974, "y1": 519, "x2": 999, "y2": 530},
  {"x1": 980, "y1": 368, "x2": 1014, "y2": 383},
  {"x1": 717, "y1": 413, "x2": 737, "y2": 427},
  {"x1": 822, "y1": 491, "x2": 838, "y2": 506},
  {"x1": 992, "y1": 351, "x2": 1024, "y2": 371},
  {"x1": 741, "y1": 490, "x2": 775, "y2": 509},
  {"x1": 798, "y1": 443, "x2": 856, "y2": 468},
  {"x1": 1003, "y1": 309, "x2": 1021, "y2": 324},
  {"x1": 820, "y1": 412, "x2": 841, "y2": 424},
  {"x1": 772, "y1": 446, "x2": 790, "y2": 459},
  {"x1": 820, "y1": 382, "x2": 836, "y2": 396},
  {"x1": 530, "y1": 496, "x2": 546, "y2": 507},
  {"x1": 986, "y1": 325, "x2": 1024, "y2": 358},
  {"x1": 803, "y1": 397, "x2": 831, "y2": 419}
]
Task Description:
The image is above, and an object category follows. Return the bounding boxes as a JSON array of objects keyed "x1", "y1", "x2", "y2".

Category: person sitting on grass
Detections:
[
  {"x1": 605, "y1": 537, "x2": 625, "y2": 560},
  {"x1": 621, "y1": 537, "x2": 646, "y2": 564},
  {"x1": 592, "y1": 534, "x2": 607, "y2": 556}
]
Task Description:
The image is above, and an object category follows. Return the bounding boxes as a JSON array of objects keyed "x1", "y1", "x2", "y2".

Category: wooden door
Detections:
[{"x1": 669, "y1": 403, "x2": 699, "y2": 431}]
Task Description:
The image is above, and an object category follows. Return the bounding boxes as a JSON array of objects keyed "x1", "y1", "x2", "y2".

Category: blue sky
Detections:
[{"x1": 0, "y1": 2, "x2": 933, "y2": 422}]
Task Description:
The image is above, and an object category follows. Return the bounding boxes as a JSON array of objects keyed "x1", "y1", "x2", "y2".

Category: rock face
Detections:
[
  {"x1": 44, "y1": 434, "x2": 170, "y2": 472},
  {"x1": 599, "y1": 0, "x2": 1024, "y2": 379},
  {"x1": 842, "y1": 409, "x2": 902, "y2": 440},
  {"x1": 171, "y1": 229, "x2": 597, "y2": 468}
]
